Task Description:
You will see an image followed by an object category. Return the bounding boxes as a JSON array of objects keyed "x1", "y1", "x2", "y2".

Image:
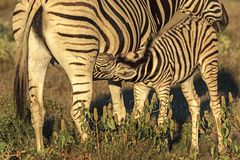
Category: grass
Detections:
[
  {"x1": 0, "y1": 95, "x2": 240, "y2": 159},
  {"x1": 0, "y1": 22, "x2": 15, "y2": 63},
  {"x1": 0, "y1": 0, "x2": 240, "y2": 159}
]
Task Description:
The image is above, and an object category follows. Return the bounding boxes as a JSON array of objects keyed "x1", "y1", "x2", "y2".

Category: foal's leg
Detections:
[
  {"x1": 155, "y1": 84, "x2": 171, "y2": 126},
  {"x1": 200, "y1": 61, "x2": 224, "y2": 152},
  {"x1": 108, "y1": 81, "x2": 126, "y2": 124},
  {"x1": 181, "y1": 77, "x2": 200, "y2": 152},
  {"x1": 132, "y1": 82, "x2": 151, "y2": 119}
]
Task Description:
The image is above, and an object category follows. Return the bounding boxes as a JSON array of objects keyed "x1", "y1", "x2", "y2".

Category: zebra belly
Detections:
[{"x1": 171, "y1": 65, "x2": 199, "y2": 85}]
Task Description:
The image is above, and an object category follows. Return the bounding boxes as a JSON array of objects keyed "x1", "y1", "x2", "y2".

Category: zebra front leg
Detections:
[
  {"x1": 28, "y1": 30, "x2": 52, "y2": 152},
  {"x1": 108, "y1": 80, "x2": 126, "y2": 124},
  {"x1": 200, "y1": 62, "x2": 225, "y2": 152},
  {"x1": 155, "y1": 85, "x2": 171, "y2": 149},
  {"x1": 132, "y1": 82, "x2": 151, "y2": 119},
  {"x1": 181, "y1": 77, "x2": 200, "y2": 153},
  {"x1": 156, "y1": 85, "x2": 171, "y2": 126}
]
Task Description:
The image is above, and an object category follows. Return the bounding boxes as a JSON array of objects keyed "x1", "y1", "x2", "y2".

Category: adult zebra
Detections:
[
  {"x1": 12, "y1": 0, "x2": 228, "y2": 151},
  {"x1": 97, "y1": 16, "x2": 224, "y2": 152}
]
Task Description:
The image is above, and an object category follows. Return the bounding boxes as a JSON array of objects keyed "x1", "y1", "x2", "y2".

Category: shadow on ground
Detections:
[
  {"x1": 91, "y1": 69, "x2": 239, "y2": 122},
  {"x1": 42, "y1": 69, "x2": 239, "y2": 146}
]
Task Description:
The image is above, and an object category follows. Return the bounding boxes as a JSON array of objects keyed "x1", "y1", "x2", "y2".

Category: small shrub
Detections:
[
  {"x1": 218, "y1": 33, "x2": 231, "y2": 55},
  {"x1": 0, "y1": 22, "x2": 16, "y2": 62}
]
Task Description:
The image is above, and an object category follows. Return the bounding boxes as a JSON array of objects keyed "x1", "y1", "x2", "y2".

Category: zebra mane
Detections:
[{"x1": 116, "y1": 36, "x2": 154, "y2": 68}]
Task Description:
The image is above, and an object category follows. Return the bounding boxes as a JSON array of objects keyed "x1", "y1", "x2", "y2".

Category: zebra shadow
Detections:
[
  {"x1": 89, "y1": 85, "x2": 135, "y2": 119},
  {"x1": 42, "y1": 69, "x2": 239, "y2": 145},
  {"x1": 90, "y1": 69, "x2": 238, "y2": 123},
  {"x1": 91, "y1": 69, "x2": 239, "y2": 146}
]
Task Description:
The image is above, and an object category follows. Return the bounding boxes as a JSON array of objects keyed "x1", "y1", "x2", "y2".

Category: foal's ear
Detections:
[{"x1": 115, "y1": 64, "x2": 137, "y2": 80}]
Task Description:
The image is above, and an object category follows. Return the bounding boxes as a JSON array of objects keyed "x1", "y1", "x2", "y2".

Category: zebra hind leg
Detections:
[
  {"x1": 200, "y1": 62, "x2": 225, "y2": 153},
  {"x1": 181, "y1": 77, "x2": 200, "y2": 153},
  {"x1": 108, "y1": 80, "x2": 126, "y2": 125},
  {"x1": 63, "y1": 53, "x2": 97, "y2": 142},
  {"x1": 28, "y1": 30, "x2": 52, "y2": 152},
  {"x1": 43, "y1": 25, "x2": 99, "y2": 142}
]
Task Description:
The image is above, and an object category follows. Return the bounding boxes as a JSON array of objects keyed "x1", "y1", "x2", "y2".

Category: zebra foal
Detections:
[{"x1": 101, "y1": 16, "x2": 224, "y2": 152}]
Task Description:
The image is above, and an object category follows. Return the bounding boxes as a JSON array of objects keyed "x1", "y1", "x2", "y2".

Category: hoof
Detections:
[
  {"x1": 113, "y1": 112, "x2": 126, "y2": 125},
  {"x1": 189, "y1": 146, "x2": 199, "y2": 157},
  {"x1": 80, "y1": 133, "x2": 89, "y2": 143},
  {"x1": 37, "y1": 148, "x2": 47, "y2": 157},
  {"x1": 218, "y1": 145, "x2": 228, "y2": 155},
  {"x1": 157, "y1": 120, "x2": 169, "y2": 129}
]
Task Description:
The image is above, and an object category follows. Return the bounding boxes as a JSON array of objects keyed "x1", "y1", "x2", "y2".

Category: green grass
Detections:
[
  {"x1": 0, "y1": 95, "x2": 239, "y2": 160},
  {"x1": 0, "y1": 22, "x2": 16, "y2": 63}
]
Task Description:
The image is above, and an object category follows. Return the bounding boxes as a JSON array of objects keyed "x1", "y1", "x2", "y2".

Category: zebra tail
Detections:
[
  {"x1": 13, "y1": 0, "x2": 42, "y2": 119},
  {"x1": 116, "y1": 36, "x2": 154, "y2": 68}
]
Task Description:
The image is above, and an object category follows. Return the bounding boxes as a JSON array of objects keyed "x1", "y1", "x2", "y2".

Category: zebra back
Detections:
[
  {"x1": 137, "y1": 16, "x2": 218, "y2": 84},
  {"x1": 148, "y1": 0, "x2": 229, "y2": 32}
]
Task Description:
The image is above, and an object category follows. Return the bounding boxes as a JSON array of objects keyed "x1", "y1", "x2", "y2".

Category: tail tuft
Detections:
[{"x1": 14, "y1": 45, "x2": 29, "y2": 119}]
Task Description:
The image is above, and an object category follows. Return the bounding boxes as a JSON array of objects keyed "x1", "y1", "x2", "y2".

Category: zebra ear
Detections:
[{"x1": 115, "y1": 65, "x2": 137, "y2": 80}]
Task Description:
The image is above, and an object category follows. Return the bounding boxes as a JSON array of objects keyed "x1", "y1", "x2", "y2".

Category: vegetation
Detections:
[
  {"x1": 0, "y1": 22, "x2": 15, "y2": 62},
  {"x1": 0, "y1": 0, "x2": 240, "y2": 159},
  {"x1": 0, "y1": 94, "x2": 240, "y2": 159}
]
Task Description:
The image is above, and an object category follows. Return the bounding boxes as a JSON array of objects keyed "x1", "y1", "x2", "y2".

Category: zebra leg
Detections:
[
  {"x1": 43, "y1": 25, "x2": 99, "y2": 141},
  {"x1": 28, "y1": 30, "x2": 52, "y2": 152},
  {"x1": 200, "y1": 62, "x2": 225, "y2": 152},
  {"x1": 132, "y1": 82, "x2": 151, "y2": 119},
  {"x1": 108, "y1": 80, "x2": 126, "y2": 124},
  {"x1": 65, "y1": 54, "x2": 97, "y2": 142},
  {"x1": 181, "y1": 77, "x2": 200, "y2": 153},
  {"x1": 156, "y1": 85, "x2": 171, "y2": 126}
]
